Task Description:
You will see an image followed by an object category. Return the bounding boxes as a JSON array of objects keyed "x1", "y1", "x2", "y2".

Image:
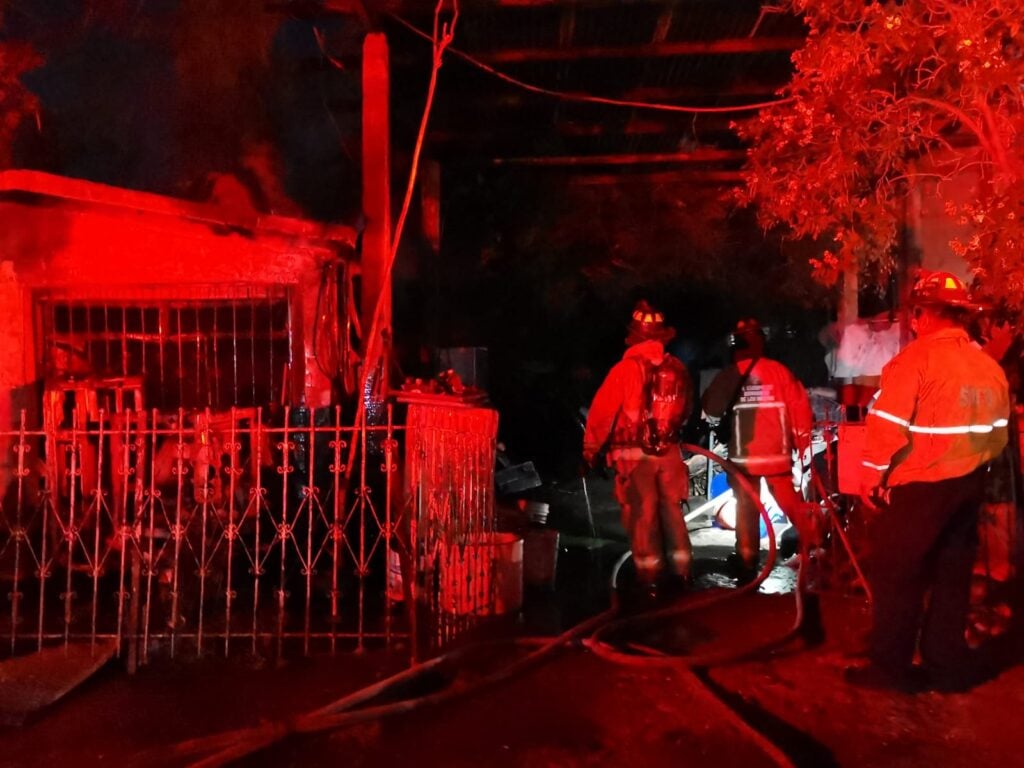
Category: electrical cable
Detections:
[{"x1": 388, "y1": 13, "x2": 794, "y2": 116}]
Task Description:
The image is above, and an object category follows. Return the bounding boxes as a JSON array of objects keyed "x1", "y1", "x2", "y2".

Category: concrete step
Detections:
[{"x1": 0, "y1": 640, "x2": 117, "y2": 727}]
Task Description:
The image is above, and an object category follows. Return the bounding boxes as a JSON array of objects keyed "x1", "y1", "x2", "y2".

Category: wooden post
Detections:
[{"x1": 361, "y1": 32, "x2": 392, "y2": 384}]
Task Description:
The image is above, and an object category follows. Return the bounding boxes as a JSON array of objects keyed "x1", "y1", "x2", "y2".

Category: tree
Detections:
[
  {"x1": 0, "y1": 9, "x2": 41, "y2": 167},
  {"x1": 738, "y1": 0, "x2": 1024, "y2": 311}
]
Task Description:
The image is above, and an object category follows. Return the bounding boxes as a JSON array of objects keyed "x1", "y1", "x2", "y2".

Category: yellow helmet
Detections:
[
  {"x1": 909, "y1": 271, "x2": 982, "y2": 310},
  {"x1": 626, "y1": 300, "x2": 676, "y2": 344}
]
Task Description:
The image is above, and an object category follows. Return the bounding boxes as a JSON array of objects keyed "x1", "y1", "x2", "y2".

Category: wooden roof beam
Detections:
[
  {"x1": 491, "y1": 148, "x2": 745, "y2": 166},
  {"x1": 569, "y1": 169, "x2": 744, "y2": 185},
  {"x1": 477, "y1": 36, "x2": 805, "y2": 64}
]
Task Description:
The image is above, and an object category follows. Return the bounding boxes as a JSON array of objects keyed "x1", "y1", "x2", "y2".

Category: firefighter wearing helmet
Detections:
[
  {"x1": 701, "y1": 316, "x2": 824, "y2": 643},
  {"x1": 701, "y1": 318, "x2": 815, "y2": 576},
  {"x1": 847, "y1": 271, "x2": 1010, "y2": 692},
  {"x1": 582, "y1": 300, "x2": 694, "y2": 600}
]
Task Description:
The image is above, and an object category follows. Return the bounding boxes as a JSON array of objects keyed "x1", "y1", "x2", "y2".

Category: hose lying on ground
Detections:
[
  {"x1": 587, "y1": 443, "x2": 802, "y2": 669},
  {"x1": 163, "y1": 447, "x2": 806, "y2": 768},
  {"x1": 162, "y1": 608, "x2": 619, "y2": 768}
]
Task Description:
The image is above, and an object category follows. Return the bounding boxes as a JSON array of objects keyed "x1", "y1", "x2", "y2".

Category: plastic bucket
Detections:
[
  {"x1": 524, "y1": 528, "x2": 559, "y2": 589},
  {"x1": 439, "y1": 533, "x2": 523, "y2": 616},
  {"x1": 524, "y1": 501, "x2": 550, "y2": 526}
]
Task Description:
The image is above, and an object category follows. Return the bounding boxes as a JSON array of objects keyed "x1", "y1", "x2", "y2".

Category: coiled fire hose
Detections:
[{"x1": 164, "y1": 446, "x2": 808, "y2": 768}]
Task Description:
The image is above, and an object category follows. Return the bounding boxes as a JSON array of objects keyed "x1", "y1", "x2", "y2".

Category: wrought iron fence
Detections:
[
  {"x1": 404, "y1": 404, "x2": 500, "y2": 649},
  {"x1": 0, "y1": 405, "x2": 412, "y2": 664}
]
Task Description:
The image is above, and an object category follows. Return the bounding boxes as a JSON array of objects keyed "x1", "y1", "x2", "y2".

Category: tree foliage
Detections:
[{"x1": 738, "y1": 0, "x2": 1024, "y2": 310}]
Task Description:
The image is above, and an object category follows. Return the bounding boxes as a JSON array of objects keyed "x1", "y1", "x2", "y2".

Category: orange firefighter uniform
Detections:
[
  {"x1": 702, "y1": 346, "x2": 813, "y2": 573},
  {"x1": 861, "y1": 327, "x2": 1009, "y2": 489},
  {"x1": 583, "y1": 304, "x2": 693, "y2": 587},
  {"x1": 853, "y1": 272, "x2": 1010, "y2": 690}
]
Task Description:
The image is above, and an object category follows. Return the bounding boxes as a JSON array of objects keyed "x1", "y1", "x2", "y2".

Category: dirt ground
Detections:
[
  {"x1": 1, "y1": 475, "x2": 1022, "y2": 767},
  {"x1": 2, "y1": 573, "x2": 1022, "y2": 767}
]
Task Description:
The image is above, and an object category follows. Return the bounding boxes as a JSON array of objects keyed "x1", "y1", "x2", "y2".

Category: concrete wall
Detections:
[
  {"x1": 909, "y1": 162, "x2": 980, "y2": 279},
  {"x1": 0, "y1": 175, "x2": 356, "y2": 495}
]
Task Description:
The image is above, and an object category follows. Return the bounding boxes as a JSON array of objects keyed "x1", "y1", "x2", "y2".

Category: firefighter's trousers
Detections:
[
  {"x1": 727, "y1": 470, "x2": 808, "y2": 570},
  {"x1": 613, "y1": 450, "x2": 692, "y2": 584},
  {"x1": 865, "y1": 466, "x2": 985, "y2": 676}
]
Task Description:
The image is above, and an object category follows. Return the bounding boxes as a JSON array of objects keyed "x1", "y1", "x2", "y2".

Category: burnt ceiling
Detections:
[
  {"x1": 317, "y1": 0, "x2": 807, "y2": 181},
  {"x1": 3, "y1": 1, "x2": 806, "y2": 213}
]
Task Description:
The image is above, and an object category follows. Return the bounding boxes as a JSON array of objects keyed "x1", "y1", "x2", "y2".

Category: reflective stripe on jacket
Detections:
[
  {"x1": 701, "y1": 357, "x2": 812, "y2": 476},
  {"x1": 583, "y1": 340, "x2": 692, "y2": 460},
  {"x1": 862, "y1": 327, "x2": 1010, "y2": 488}
]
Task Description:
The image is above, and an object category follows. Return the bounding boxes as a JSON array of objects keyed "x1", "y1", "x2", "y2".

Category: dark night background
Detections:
[{"x1": 1, "y1": 0, "x2": 833, "y2": 478}]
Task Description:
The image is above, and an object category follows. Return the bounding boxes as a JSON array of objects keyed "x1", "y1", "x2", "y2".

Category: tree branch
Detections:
[{"x1": 904, "y1": 95, "x2": 1000, "y2": 167}]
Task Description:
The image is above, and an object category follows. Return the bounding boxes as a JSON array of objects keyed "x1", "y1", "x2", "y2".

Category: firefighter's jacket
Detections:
[
  {"x1": 583, "y1": 340, "x2": 692, "y2": 461},
  {"x1": 861, "y1": 327, "x2": 1010, "y2": 489},
  {"x1": 702, "y1": 357, "x2": 812, "y2": 476}
]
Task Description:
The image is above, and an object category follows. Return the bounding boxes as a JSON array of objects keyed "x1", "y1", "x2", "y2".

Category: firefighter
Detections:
[
  {"x1": 701, "y1": 318, "x2": 824, "y2": 644},
  {"x1": 702, "y1": 320, "x2": 815, "y2": 571},
  {"x1": 847, "y1": 272, "x2": 1010, "y2": 692},
  {"x1": 583, "y1": 300, "x2": 694, "y2": 598}
]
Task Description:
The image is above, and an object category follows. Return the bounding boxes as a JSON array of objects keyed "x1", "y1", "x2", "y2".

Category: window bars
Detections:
[{"x1": 38, "y1": 289, "x2": 293, "y2": 410}]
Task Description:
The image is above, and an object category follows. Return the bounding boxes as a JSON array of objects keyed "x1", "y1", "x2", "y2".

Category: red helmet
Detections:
[{"x1": 909, "y1": 271, "x2": 981, "y2": 310}]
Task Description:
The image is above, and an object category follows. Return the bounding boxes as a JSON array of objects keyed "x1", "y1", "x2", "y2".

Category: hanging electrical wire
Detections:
[{"x1": 389, "y1": 13, "x2": 794, "y2": 115}]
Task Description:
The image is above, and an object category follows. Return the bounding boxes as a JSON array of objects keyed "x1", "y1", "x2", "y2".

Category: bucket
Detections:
[
  {"x1": 524, "y1": 528, "x2": 559, "y2": 589},
  {"x1": 524, "y1": 501, "x2": 550, "y2": 526},
  {"x1": 438, "y1": 533, "x2": 523, "y2": 616}
]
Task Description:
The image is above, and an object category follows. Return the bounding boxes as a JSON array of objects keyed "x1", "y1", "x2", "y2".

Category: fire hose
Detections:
[{"x1": 163, "y1": 446, "x2": 811, "y2": 768}]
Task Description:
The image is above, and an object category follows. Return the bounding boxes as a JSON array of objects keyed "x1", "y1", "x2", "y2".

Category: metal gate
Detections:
[{"x1": 0, "y1": 404, "x2": 410, "y2": 663}]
